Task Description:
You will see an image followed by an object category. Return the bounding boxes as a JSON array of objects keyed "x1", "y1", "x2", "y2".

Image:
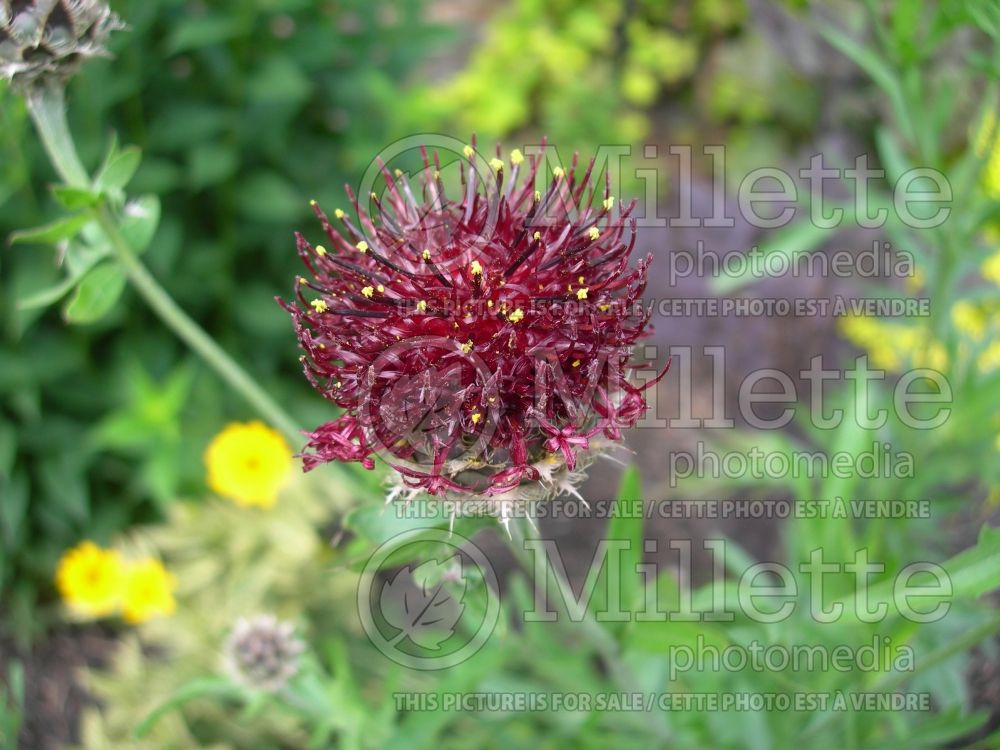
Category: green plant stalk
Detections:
[
  {"x1": 509, "y1": 520, "x2": 671, "y2": 741},
  {"x1": 25, "y1": 82, "x2": 303, "y2": 445}
]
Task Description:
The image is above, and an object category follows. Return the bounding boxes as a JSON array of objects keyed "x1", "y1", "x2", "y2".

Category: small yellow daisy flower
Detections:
[
  {"x1": 122, "y1": 559, "x2": 177, "y2": 624},
  {"x1": 204, "y1": 421, "x2": 293, "y2": 508},
  {"x1": 56, "y1": 541, "x2": 124, "y2": 618}
]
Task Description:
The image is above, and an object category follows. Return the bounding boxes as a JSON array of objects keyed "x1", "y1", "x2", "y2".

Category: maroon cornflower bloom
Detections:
[{"x1": 282, "y1": 138, "x2": 665, "y2": 517}]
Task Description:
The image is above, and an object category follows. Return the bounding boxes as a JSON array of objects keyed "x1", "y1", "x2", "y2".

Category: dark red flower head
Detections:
[{"x1": 281, "y1": 137, "x2": 666, "y2": 504}]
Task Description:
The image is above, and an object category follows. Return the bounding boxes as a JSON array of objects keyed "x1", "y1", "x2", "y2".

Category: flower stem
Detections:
[{"x1": 25, "y1": 82, "x2": 303, "y2": 445}]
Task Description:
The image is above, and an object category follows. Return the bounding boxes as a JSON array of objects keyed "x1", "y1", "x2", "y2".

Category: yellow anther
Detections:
[
  {"x1": 318, "y1": 343, "x2": 326, "y2": 349},
  {"x1": 299, "y1": 277, "x2": 308, "y2": 285},
  {"x1": 310, "y1": 299, "x2": 328, "y2": 313},
  {"x1": 394, "y1": 168, "x2": 403, "y2": 178},
  {"x1": 377, "y1": 284, "x2": 385, "y2": 293},
  {"x1": 533, "y1": 231, "x2": 541, "y2": 240},
  {"x1": 578, "y1": 275, "x2": 585, "y2": 284},
  {"x1": 510, "y1": 148, "x2": 524, "y2": 166},
  {"x1": 508, "y1": 308, "x2": 525, "y2": 323},
  {"x1": 309, "y1": 199, "x2": 317, "y2": 206},
  {"x1": 553, "y1": 166, "x2": 565, "y2": 179},
  {"x1": 370, "y1": 192, "x2": 378, "y2": 200},
  {"x1": 572, "y1": 359, "x2": 581, "y2": 368},
  {"x1": 576, "y1": 287, "x2": 589, "y2": 300},
  {"x1": 422, "y1": 248, "x2": 432, "y2": 261},
  {"x1": 487, "y1": 300, "x2": 493, "y2": 307},
  {"x1": 598, "y1": 303, "x2": 610, "y2": 312},
  {"x1": 603, "y1": 196, "x2": 615, "y2": 211},
  {"x1": 460, "y1": 340, "x2": 474, "y2": 353},
  {"x1": 463, "y1": 144, "x2": 475, "y2": 158},
  {"x1": 361, "y1": 286, "x2": 374, "y2": 298},
  {"x1": 471, "y1": 411, "x2": 482, "y2": 425},
  {"x1": 534, "y1": 190, "x2": 541, "y2": 202},
  {"x1": 416, "y1": 300, "x2": 427, "y2": 312},
  {"x1": 356, "y1": 240, "x2": 369, "y2": 253},
  {"x1": 315, "y1": 245, "x2": 327, "y2": 257},
  {"x1": 433, "y1": 169, "x2": 441, "y2": 179},
  {"x1": 489, "y1": 157, "x2": 504, "y2": 173},
  {"x1": 334, "y1": 208, "x2": 345, "y2": 219},
  {"x1": 470, "y1": 260, "x2": 484, "y2": 276},
  {"x1": 588, "y1": 227, "x2": 600, "y2": 241},
  {"x1": 334, "y1": 381, "x2": 341, "y2": 388}
]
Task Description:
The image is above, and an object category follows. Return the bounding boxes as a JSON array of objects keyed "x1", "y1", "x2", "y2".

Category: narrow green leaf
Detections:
[
  {"x1": 711, "y1": 220, "x2": 837, "y2": 295},
  {"x1": 607, "y1": 466, "x2": 644, "y2": 616},
  {"x1": 9, "y1": 213, "x2": 91, "y2": 246},
  {"x1": 51, "y1": 185, "x2": 100, "y2": 210},
  {"x1": 135, "y1": 678, "x2": 242, "y2": 738},
  {"x1": 63, "y1": 262, "x2": 126, "y2": 324},
  {"x1": 120, "y1": 195, "x2": 161, "y2": 253},
  {"x1": 96, "y1": 145, "x2": 142, "y2": 193}
]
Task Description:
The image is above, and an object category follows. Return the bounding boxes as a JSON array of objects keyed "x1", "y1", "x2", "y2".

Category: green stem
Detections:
[
  {"x1": 25, "y1": 82, "x2": 303, "y2": 445},
  {"x1": 508, "y1": 520, "x2": 671, "y2": 741}
]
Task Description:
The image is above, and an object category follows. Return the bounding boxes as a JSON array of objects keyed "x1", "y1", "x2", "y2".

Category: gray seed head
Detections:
[
  {"x1": 223, "y1": 614, "x2": 305, "y2": 693},
  {"x1": 0, "y1": 0, "x2": 125, "y2": 90}
]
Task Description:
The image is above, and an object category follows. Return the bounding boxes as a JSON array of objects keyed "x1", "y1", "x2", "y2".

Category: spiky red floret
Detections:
[{"x1": 280, "y1": 138, "x2": 665, "y2": 496}]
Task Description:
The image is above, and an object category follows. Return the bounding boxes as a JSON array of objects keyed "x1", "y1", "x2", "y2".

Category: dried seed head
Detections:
[
  {"x1": 0, "y1": 0, "x2": 124, "y2": 90},
  {"x1": 224, "y1": 614, "x2": 305, "y2": 692}
]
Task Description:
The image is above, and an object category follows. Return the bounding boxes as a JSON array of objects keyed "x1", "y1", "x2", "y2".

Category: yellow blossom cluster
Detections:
[{"x1": 55, "y1": 541, "x2": 175, "y2": 624}]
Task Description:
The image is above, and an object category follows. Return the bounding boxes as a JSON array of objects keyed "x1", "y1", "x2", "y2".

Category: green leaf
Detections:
[
  {"x1": 166, "y1": 16, "x2": 244, "y2": 54},
  {"x1": 120, "y1": 195, "x2": 161, "y2": 253},
  {"x1": 711, "y1": 220, "x2": 837, "y2": 295},
  {"x1": 17, "y1": 274, "x2": 82, "y2": 311},
  {"x1": 9, "y1": 213, "x2": 91, "y2": 246},
  {"x1": 63, "y1": 262, "x2": 126, "y2": 324},
  {"x1": 95, "y1": 145, "x2": 142, "y2": 193},
  {"x1": 606, "y1": 466, "x2": 644, "y2": 617},
  {"x1": 135, "y1": 678, "x2": 243, "y2": 738},
  {"x1": 51, "y1": 185, "x2": 101, "y2": 210}
]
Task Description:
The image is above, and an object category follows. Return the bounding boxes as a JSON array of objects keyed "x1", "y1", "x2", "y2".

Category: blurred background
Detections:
[{"x1": 3, "y1": 0, "x2": 1000, "y2": 748}]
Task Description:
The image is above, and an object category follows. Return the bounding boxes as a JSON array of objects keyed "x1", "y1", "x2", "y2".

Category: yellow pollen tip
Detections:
[
  {"x1": 533, "y1": 231, "x2": 541, "y2": 240},
  {"x1": 393, "y1": 168, "x2": 403, "y2": 178},
  {"x1": 470, "y1": 260, "x2": 484, "y2": 276},
  {"x1": 577, "y1": 288, "x2": 589, "y2": 300},
  {"x1": 489, "y1": 157, "x2": 504, "y2": 173},
  {"x1": 361, "y1": 286, "x2": 374, "y2": 298},
  {"x1": 578, "y1": 275, "x2": 585, "y2": 283},
  {"x1": 334, "y1": 208, "x2": 345, "y2": 219},
  {"x1": 433, "y1": 169, "x2": 441, "y2": 179},
  {"x1": 510, "y1": 148, "x2": 524, "y2": 165},
  {"x1": 487, "y1": 300, "x2": 493, "y2": 307},
  {"x1": 370, "y1": 192, "x2": 378, "y2": 200},
  {"x1": 422, "y1": 249, "x2": 432, "y2": 261},
  {"x1": 471, "y1": 411, "x2": 482, "y2": 424},
  {"x1": 534, "y1": 190, "x2": 541, "y2": 202},
  {"x1": 603, "y1": 196, "x2": 615, "y2": 211},
  {"x1": 553, "y1": 166, "x2": 565, "y2": 179},
  {"x1": 598, "y1": 303, "x2": 610, "y2": 312},
  {"x1": 335, "y1": 381, "x2": 341, "y2": 388},
  {"x1": 508, "y1": 308, "x2": 525, "y2": 323},
  {"x1": 377, "y1": 284, "x2": 385, "y2": 293},
  {"x1": 299, "y1": 277, "x2": 308, "y2": 285},
  {"x1": 416, "y1": 300, "x2": 427, "y2": 312},
  {"x1": 572, "y1": 359, "x2": 581, "y2": 368},
  {"x1": 310, "y1": 299, "x2": 328, "y2": 313},
  {"x1": 460, "y1": 340, "x2": 474, "y2": 353},
  {"x1": 463, "y1": 145, "x2": 475, "y2": 158},
  {"x1": 356, "y1": 241, "x2": 369, "y2": 253},
  {"x1": 588, "y1": 227, "x2": 601, "y2": 241},
  {"x1": 315, "y1": 245, "x2": 327, "y2": 257},
  {"x1": 309, "y1": 199, "x2": 317, "y2": 206}
]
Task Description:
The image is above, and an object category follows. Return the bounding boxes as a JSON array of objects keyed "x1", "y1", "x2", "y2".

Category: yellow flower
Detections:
[
  {"x1": 979, "y1": 340, "x2": 1000, "y2": 374},
  {"x1": 122, "y1": 559, "x2": 176, "y2": 624},
  {"x1": 204, "y1": 421, "x2": 293, "y2": 508},
  {"x1": 55, "y1": 541, "x2": 124, "y2": 618},
  {"x1": 983, "y1": 249, "x2": 1000, "y2": 287},
  {"x1": 951, "y1": 301, "x2": 987, "y2": 340}
]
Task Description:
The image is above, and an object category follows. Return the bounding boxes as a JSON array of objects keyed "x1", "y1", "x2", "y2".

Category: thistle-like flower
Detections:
[
  {"x1": 224, "y1": 614, "x2": 305, "y2": 693},
  {"x1": 0, "y1": 0, "x2": 124, "y2": 90},
  {"x1": 282, "y1": 138, "x2": 665, "y2": 521}
]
